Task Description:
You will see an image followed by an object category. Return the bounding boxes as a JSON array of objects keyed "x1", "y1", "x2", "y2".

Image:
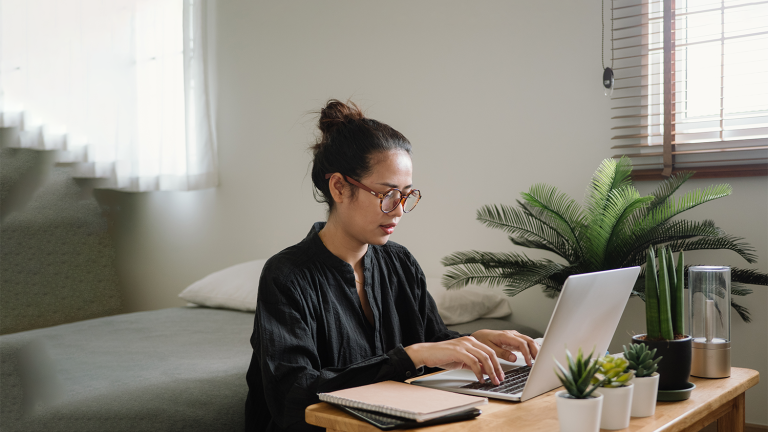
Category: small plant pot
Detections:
[
  {"x1": 556, "y1": 391, "x2": 603, "y2": 432},
  {"x1": 599, "y1": 384, "x2": 634, "y2": 430},
  {"x1": 630, "y1": 373, "x2": 659, "y2": 417},
  {"x1": 633, "y1": 334, "x2": 692, "y2": 391}
]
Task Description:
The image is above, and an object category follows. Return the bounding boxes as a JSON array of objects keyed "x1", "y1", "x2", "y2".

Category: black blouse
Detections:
[{"x1": 244, "y1": 222, "x2": 460, "y2": 431}]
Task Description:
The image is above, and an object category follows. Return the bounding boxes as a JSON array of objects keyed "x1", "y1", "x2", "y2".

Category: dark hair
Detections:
[{"x1": 310, "y1": 99, "x2": 412, "y2": 211}]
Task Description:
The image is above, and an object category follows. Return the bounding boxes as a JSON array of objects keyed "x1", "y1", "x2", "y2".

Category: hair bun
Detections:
[
  {"x1": 309, "y1": 98, "x2": 412, "y2": 210},
  {"x1": 318, "y1": 99, "x2": 365, "y2": 138}
]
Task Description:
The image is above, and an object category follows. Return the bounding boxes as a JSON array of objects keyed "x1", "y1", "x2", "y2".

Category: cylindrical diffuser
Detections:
[{"x1": 688, "y1": 266, "x2": 731, "y2": 378}]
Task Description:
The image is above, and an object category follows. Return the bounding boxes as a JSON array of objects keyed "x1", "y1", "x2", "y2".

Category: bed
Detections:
[{"x1": 0, "y1": 260, "x2": 542, "y2": 432}]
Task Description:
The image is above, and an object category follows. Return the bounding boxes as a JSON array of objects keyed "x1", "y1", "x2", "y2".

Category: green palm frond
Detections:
[
  {"x1": 538, "y1": 280, "x2": 566, "y2": 298},
  {"x1": 475, "y1": 203, "x2": 573, "y2": 261},
  {"x1": 730, "y1": 285, "x2": 753, "y2": 297},
  {"x1": 507, "y1": 235, "x2": 564, "y2": 260},
  {"x1": 583, "y1": 186, "x2": 653, "y2": 269},
  {"x1": 518, "y1": 201, "x2": 583, "y2": 262},
  {"x1": 521, "y1": 184, "x2": 584, "y2": 257},
  {"x1": 523, "y1": 185, "x2": 585, "y2": 229},
  {"x1": 583, "y1": 158, "x2": 633, "y2": 227},
  {"x1": 441, "y1": 251, "x2": 541, "y2": 289},
  {"x1": 667, "y1": 234, "x2": 757, "y2": 264},
  {"x1": 731, "y1": 268, "x2": 768, "y2": 285},
  {"x1": 615, "y1": 219, "x2": 724, "y2": 268},
  {"x1": 637, "y1": 171, "x2": 695, "y2": 217},
  {"x1": 502, "y1": 261, "x2": 569, "y2": 292},
  {"x1": 441, "y1": 250, "x2": 537, "y2": 268},
  {"x1": 504, "y1": 265, "x2": 578, "y2": 298},
  {"x1": 636, "y1": 184, "x2": 732, "y2": 230},
  {"x1": 730, "y1": 300, "x2": 751, "y2": 323},
  {"x1": 441, "y1": 263, "x2": 514, "y2": 290}
]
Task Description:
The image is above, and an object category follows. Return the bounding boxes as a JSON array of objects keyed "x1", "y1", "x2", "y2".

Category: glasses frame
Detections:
[{"x1": 324, "y1": 173, "x2": 421, "y2": 213}]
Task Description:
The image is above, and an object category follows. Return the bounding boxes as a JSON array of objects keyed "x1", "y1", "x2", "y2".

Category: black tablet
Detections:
[{"x1": 334, "y1": 405, "x2": 481, "y2": 430}]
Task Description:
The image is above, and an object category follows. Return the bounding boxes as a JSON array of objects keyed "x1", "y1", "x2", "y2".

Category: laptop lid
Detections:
[
  {"x1": 412, "y1": 266, "x2": 640, "y2": 402},
  {"x1": 518, "y1": 266, "x2": 639, "y2": 401}
]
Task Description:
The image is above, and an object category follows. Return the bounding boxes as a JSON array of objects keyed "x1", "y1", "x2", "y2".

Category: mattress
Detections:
[
  {"x1": 0, "y1": 307, "x2": 541, "y2": 431},
  {"x1": 0, "y1": 307, "x2": 254, "y2": 432}
]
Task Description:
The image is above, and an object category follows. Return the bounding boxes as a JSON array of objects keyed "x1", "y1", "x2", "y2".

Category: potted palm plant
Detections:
[
  {"x1": 636, "y1": 246, "x2": 694, "y2": 396},
  {"x1": 624, "y1": 342, "x2": 662, "y2": 417},
  {"x1": 441, "y1": 157, "x2": 767, "y2": 322},
  {"x1": 554, "y1": 347, "x2": 604, "y2": 432},
  {"x1": 593, "y1": 354, "x2": 634, "y2": 430}
]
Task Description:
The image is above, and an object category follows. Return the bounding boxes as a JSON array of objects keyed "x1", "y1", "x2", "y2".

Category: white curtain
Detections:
[{"x1": 0, "y1": 0, "x2": 218, "y2": 192}]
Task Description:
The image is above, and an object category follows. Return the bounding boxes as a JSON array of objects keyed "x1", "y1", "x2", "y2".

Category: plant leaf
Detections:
[
  {"x1": 730, "y1": 268, "x2": 768, "y2": 286},
  {"x1": 636, "y1": 184, "x2": 732, "y2": 232},
  {"x1": 616, "y1": 219, "x2": 723, "y2": 268},
  {"x1": 667, "y1": 234, "x2": 757, "y2": 264},
  {"x1": 638, "y1": 171, "x2": 695, "y2": 218},
  {"x1": 476, "y1": 203, "x2": 574, "y2": 261},
  {"x1": 521, "y1": 184, "x2": 584, "y2": 258}
]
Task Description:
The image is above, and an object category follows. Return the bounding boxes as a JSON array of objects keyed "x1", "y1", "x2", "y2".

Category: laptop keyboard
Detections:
[{"x1": 459, "y1": 365, "x2": 532, "y2": 394}]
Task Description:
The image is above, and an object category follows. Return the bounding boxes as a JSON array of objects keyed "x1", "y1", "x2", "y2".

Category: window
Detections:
[
  {"x1": 0, "y1": 0, "x2": 217, "y2": 191},
  {"x1": 609, "y1": 0, "x2": 768, "y2": 180}
]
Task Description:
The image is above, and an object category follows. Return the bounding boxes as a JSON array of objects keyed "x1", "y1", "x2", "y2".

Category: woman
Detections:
[{"x1": 245, "y1": 100, "x2": 538, "y2": 431}]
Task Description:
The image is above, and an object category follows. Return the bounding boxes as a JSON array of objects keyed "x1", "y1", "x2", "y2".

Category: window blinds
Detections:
[{"x1": 609, "y1": 0, "x2": 768, "y2": 179}]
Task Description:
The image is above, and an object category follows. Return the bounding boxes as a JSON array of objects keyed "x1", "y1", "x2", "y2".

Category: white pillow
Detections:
[
  {"x1": 178, "y1": 259, "x2": 267, "y2": 311},
  {"x1": 426, "y1": 278, "x2": 512, "y2": 325}
]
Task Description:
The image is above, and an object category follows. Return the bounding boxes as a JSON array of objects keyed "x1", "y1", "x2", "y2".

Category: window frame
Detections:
[{"x1": 609, "y1": 0, "x2": 768, "y2": 181}]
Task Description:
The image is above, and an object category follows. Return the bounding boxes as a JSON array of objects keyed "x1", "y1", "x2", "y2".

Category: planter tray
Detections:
[{"x1": 657, "y1": 382, "x2": 696, "y2": 402}]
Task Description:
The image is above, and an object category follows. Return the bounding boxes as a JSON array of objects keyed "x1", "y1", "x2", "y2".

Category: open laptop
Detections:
[{"x1": 412, "y1": 266, "x2": 640, "y2": 402}]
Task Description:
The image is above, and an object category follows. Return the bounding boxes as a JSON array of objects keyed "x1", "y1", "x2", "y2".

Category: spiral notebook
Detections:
[{"x1": 318, "y1": 380, "x2": 487, "y2": 422}]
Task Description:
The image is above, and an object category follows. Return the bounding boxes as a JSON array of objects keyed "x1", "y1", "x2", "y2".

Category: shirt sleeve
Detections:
[{"x1": 250, "y1": 272, "x2": 420, "y2": 431}]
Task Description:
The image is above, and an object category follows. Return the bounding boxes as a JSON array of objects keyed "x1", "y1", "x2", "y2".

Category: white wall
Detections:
[{"x1": 112, "y1": 1, "x2": 768, "y2": 424}]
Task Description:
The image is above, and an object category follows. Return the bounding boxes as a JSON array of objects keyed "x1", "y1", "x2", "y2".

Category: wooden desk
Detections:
[{"x1": 306, "y1": 367, "x2": 759, "y2": 432}]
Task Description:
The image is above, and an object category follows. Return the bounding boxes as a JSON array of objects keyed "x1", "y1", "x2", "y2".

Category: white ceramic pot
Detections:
[
  {"x1": 630, "y1": 373, "x2": 659, "y2": 417},
  {"x1": 599, "y1": 383, "x2": 634, "y2": 430},
  {"x1": 555, "y1": 390, "x2": 604, "y2": 432}
]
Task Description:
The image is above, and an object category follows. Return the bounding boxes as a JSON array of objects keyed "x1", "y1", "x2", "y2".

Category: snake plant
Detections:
[
  {"x1": 441, "y1": 157, "x2": 767, "y2": 322},
  {"x1": 645, "y1": 246, "x2": 685, "y2": 340}
]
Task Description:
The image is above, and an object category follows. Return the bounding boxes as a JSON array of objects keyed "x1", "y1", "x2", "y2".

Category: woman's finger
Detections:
[
  {"x1": 511, "y1": 331, "x2": 539, "y2": 359},
  {"x1": 457, "y1": 352, "x2": 486, "y2": 383},
  {"x1": 465, "y1": 345, "x2": 501, "y2": 385},
  {"x1": 471, "y1": 338, "x2": 505, "y2": 382},
  {"x1": 499, "y1": 332, "x2": 533, "y2": 366}
]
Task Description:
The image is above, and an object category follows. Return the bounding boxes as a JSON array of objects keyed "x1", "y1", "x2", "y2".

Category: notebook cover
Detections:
[{"x1": 318, "y1": 380, "x2": 487, "y2": 422}]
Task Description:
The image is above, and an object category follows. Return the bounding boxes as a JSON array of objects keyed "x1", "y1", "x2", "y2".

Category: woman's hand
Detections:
[
  {"x1": 470, "y1": 329, "x2": 539, "y2": 366},
  {"x1": 404, "y1": 336, "x2": 505, "y2": 385}
]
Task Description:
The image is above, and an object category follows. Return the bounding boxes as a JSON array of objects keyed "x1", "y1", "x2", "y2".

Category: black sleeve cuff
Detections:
[{"x1": 387, "y1": 345, "x2": 421, "y2": 380}]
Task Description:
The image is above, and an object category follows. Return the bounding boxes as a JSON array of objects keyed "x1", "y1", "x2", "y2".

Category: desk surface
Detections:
[{"x1": 306, "y1": 367, "x2": 759, "y2": 432}]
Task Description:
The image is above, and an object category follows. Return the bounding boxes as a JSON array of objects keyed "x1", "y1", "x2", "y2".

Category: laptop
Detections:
[{"x1": 412, "y1": 266, "x2": 640, "y2": 402}]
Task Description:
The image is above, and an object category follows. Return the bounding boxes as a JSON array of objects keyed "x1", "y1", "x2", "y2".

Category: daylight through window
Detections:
[{"x1": 609, "y1": 0, "x2": 768, "y2": 179}]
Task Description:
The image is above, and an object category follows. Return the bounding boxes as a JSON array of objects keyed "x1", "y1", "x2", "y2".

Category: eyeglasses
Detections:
[{"x1": 324, "y1": 173, "x2": 421, "y2": 213}]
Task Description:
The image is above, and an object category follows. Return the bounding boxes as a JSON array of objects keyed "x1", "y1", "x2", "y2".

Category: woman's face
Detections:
[{"x1": 338, "y1": 150, "x2": 413, "y2": 247}]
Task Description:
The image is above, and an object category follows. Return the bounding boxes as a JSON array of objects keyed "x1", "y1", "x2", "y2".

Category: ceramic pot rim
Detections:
[
  {"x1": 632, "y1": 334, "x2": 693, "y2": 343},
  {"x1": 556, "y1": 390, "x2": 604, "y2": 400}
]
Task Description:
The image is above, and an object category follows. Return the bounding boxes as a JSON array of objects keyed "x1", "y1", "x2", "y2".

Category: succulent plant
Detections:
[
  {"x1": 623, "y1": 343, "x2": 662, "y2": 378},
  {"x1": 646, "y1": 246, "x2": 685, "y2": 341},
  {"x1": 554, "y1": 347, "x2": 603, "y2": 399},
  {"x1": 592, "y1": 354, "x2": 635, "y2": 388}
]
